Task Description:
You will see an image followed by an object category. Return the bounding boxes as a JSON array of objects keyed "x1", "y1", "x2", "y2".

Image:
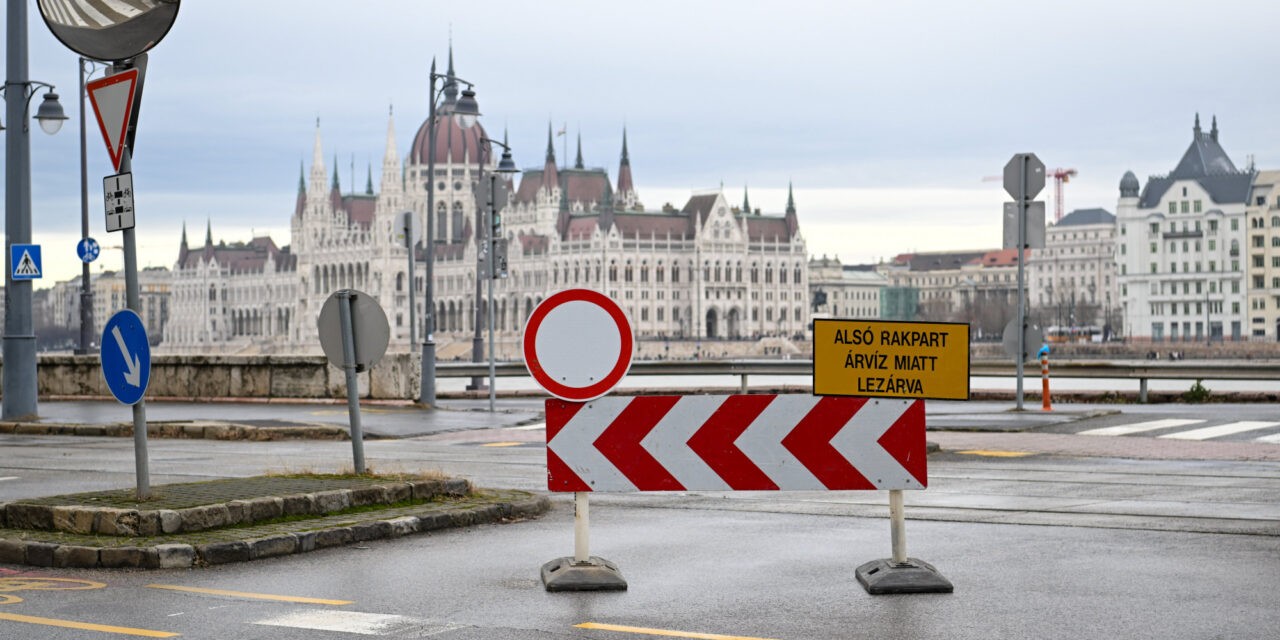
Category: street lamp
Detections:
[
  {"x1": 420, "y1": 59, "x2": 480, "y2": 407},
  {"x1": 478, "y1": 134, "x2": 518, "y2": 412},
  {"x1": 3, "y1": 0, "x2": 68, "y2": 419},
  {"x1": 77, "y1": 57, "x2": 108, "y2": 355}
]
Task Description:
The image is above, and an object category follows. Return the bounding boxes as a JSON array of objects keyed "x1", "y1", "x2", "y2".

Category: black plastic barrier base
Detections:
[
  {"x1": 856, "y1": 558, "x2": 953, "y2": 595},
  {"x1": 541, "y1": 556, "x2": 628, "y2": 592}
]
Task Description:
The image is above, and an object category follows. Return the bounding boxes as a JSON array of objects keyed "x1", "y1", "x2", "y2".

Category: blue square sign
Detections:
[{"x1": 10, "y1": 244, "x2": 42, "y2": 281}]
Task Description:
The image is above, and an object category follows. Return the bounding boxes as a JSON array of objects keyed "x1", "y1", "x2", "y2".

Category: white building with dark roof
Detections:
[
  {"x1": 161, "y1": 52, "x2": 808, "y2": 354},
  {"x1": 1115, "y1": 115, "x2": 1252, "y2": 342}
]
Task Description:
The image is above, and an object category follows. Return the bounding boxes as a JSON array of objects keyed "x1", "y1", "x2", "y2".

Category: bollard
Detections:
[{"x1": 1040, "y1": 353, "x2": 1052, "y2": 411}]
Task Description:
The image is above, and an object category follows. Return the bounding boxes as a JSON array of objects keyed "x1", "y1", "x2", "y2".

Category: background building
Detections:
[
  {"x1": 1028, "y1": 208, "x2": 1118, "y2": 339},
  {"x1": 1115, "y1": 115, "x2": 1252, "y2": 342}
]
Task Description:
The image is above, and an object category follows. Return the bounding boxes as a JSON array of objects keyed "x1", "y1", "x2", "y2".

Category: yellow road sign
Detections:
[{"x1": 813, "y1": 319, "x2": 970, "y2": 400}]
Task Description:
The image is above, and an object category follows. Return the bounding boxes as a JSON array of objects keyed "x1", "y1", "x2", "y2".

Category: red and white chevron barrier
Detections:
[{"x1": 546, "y1": 394, "x2": 927, "y2": 492}]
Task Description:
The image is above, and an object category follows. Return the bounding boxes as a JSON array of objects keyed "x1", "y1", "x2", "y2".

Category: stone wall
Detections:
[{"x1": 13, "y1": 354, "x2": 420, "y2": 401}]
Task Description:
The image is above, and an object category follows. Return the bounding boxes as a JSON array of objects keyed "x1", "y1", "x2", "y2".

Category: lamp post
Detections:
[
  {"x1": 78, "y1": 57, "x2": 107, "y2": 355},
  {"x1": 420, "y1": 60, "x2": 479, "y2": 406},
  {"x1": 479, "y1": 134, "x2": 518, "y2": 412},
  {"x1": 4, "y1": 0, "x2": 68, "y2": 419}
]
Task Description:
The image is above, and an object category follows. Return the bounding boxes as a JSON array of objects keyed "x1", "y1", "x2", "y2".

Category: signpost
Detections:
[
  {"x1": 85, "y1": 68, "x2": 138, "y2": 173},
  {"x1": 100, "y1": 310, "x2": 150, "y2": 406},
  {"x1": 100, "y1": 309, "x2": 151, "y2": 497},
  {"x1": 102, "y1": 172, "x2": 135, "y2": 232},
  {"x1": 523, "y1": 288, "x2": 634, "y2": 403},
  {"x1": 40, "y1": 0, "x2": 180, "y2": 501},
  {"x1": 9, "y1": 244, "x2": 42, "y2": 281},
  {"x1": 812, "y1": 319, "x2": 969, "y2": 400},
  {"x1": 77, "y1": 237, "x2": 100, "y2": 263},
  {"x1": 1003, "y1": 152, "x2": 1046, "y2": 410},
  {"x1": 317, "y1": 289, "x2": 390, "y2": 475}
]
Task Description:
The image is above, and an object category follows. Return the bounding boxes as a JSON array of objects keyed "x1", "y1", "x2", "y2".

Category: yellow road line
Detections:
[
  {"x1": 0, "y1": 612, "x2": 178, "y2": 637},
  {"x1": 145, "y1": 584, "x2": 352, "y2": 605},
  {"x1": 956, "y1": 450, "x2": 1035, "y2": 458},
  {"x1": 575, "y1": 622, "x2": 779, "y2": 640},
  {"x1": 480, "y1": 441, "x2": 525, "y2": 447}
]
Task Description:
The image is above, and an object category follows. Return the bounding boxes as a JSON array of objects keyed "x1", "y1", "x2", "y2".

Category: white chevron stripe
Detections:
[
  {"x1": 832, "y1": 399, "x2": 920, "y2": 489},
  {"x1": 1078, "y1": 419, "x2": 1204, "y2": 437},
  {"x1": 547, "y1": 400, "x2": 635, "y2": 491},
  {"x1": 1159, "y1": 421, "x2": 1280, "y2": 441},
  {"x1": 734, "y1": 396, "x2": 825, "y2": 490},
  {"x1": 640, "y1": 396, "x2": 732, "y2": 491}
]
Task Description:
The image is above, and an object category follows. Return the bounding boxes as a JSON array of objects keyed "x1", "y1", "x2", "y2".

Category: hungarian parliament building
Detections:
[{"x1": 158, "y1": 60, "x2": 810, "y2": 356}]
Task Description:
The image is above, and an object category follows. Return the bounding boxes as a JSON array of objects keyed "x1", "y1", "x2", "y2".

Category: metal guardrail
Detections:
[{"x1": 437, "y1": 359, "x2": 1280, "y2": 401}]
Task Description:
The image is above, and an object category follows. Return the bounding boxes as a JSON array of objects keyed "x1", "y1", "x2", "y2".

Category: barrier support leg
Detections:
[
  {"x1": 541, "y1": 492, "x2": 627, "y2": 592},
  {"x1": 855, "y1": 490, "x2": 954, "y2": 595}
]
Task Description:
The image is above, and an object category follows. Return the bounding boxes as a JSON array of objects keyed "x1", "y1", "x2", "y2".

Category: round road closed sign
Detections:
[{"x1": 523, "y1": 288, "x2": 633, "y2": 402}]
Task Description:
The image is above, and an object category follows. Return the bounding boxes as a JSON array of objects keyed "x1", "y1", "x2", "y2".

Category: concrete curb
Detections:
[
  {"x1": 0, "y1": 420, "x2": 351, "y2": 441},
  {"x1": 3, "y1": 479, "x2": 470, "y2": 536},
  {"x1": 0, "y1": 493, "x2": 551, "y2": 569}
]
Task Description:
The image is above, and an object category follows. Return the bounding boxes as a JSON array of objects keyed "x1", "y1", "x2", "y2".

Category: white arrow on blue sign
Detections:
[
  {"x1": 101, "y1": 309, "x2": 150, "y2": 405},
  {"x1": 77, "y1": 237, "x2": 101, "y2": 263}
]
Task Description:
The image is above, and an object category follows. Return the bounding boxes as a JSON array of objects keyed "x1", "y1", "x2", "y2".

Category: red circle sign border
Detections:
[{"x1": 523, "y1": 288, "x2": 633, "y2": 402}]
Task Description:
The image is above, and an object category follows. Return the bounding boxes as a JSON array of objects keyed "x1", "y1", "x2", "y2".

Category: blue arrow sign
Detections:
[
  {"x1": 10, "y1": 244, "x2": 42, "y2": 280},
  {"x1": 77, "y1": 237, "x2": 101, "y2": 263},
  {"x1": 101, "y1": 309, "x2": 150, "y2": 405}
]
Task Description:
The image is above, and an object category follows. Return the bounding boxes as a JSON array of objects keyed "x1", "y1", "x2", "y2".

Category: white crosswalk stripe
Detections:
[
  {"x1": 255, "y1": 610, "x2": 462, "y2": 636},
  {"x1": 1078, "y1": 419, "x2": 1204, "y2": 437},
  {"x1": 1158, "y1": 421, "x2": 1280, "y2": 441},
  {"x1": 1256, "y1": 433, "x2": 1280, "y2": 445}
]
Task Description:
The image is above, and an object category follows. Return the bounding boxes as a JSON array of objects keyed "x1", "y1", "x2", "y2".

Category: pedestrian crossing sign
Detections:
[{"x1": 10, "y1": 244, "x2": 42, "y2": 281}]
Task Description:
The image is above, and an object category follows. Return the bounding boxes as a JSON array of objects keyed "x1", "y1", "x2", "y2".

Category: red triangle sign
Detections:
[{"x1": 87, "y1": 69, "x2": 139, "y2": 172}]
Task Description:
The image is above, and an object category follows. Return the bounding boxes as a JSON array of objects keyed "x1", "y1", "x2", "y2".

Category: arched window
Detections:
[
  {"x1": 436, "y1": 202, "x2": 447, "y2": 240},
  {"x1": 657, "y1": 262, "x2": 665, "y2": 283},
  {"x1": 451, "y1": 202, "x2": 464, "y2": 242},
  {"x1": 609, "y1": 261, "x2": 618, "y2": 282}
]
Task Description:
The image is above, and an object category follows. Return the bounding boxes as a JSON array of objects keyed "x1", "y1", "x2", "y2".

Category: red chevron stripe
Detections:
[
  {"x1": 781, "y1": 396, "x2": 875, "y2": 490},
  {"x1": 686, "y1": 394, "x2": 779, "y2": 490},
  {"x1": 546, "y1": 398, "x2": 585, "y2": 441},
  {"x1": 594, "y1": 395, "x2": 685, "y2": 491},
  {"x1": 877, "y1": 399, "x2": 928, "y2": 487},
  {"x1": 546, "y1": 399, "x2": 589, "y2": 491}
]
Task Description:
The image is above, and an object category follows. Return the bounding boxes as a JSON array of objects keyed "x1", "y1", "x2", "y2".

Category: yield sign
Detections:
[
  {"x1": 546, "y1": 395, "x2": 927, "y2": 492},
  {"x1": 87, "y1": 68, "x2": 139, "y2": 172}
]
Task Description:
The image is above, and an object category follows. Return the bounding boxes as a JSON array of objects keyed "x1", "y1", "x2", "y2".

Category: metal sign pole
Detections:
[
  {"x1": 338, "y1": 290, "x2": 367, "y2": 474},
  {"x1": 1015, "y1": 155, "x2": 1027, "y2": 410},
  {"x1": 119, "y1": 148, "x2": 150, "y2": 499},
  {"x1": 488, "y1": 175, "x2": 497, "y2": 413}
]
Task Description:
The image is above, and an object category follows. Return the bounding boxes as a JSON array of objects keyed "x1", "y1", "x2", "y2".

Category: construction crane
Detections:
[
  {"x1": 1046, "y1": 168, "x2": 1078, "y2": 223},
  {"x1": 982, "y1": 167, "x2": 1079, "y2": 223}
]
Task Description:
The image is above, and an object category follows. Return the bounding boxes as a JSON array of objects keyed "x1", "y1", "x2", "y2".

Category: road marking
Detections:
[
  {"x1": 956, "y1": 450, "x2": 1035, "y2": 458},
  {"x1": 0, "y1": 476, "x2": 18, "y2": 482},
  {"x1": 255, "y1": 609, "x2": 461, "y2": 636},
  {"x1": 1158, "y1": 421, "x2": 1280, "y2": 441},
  {"x1": 1256, "y1": 433, "x2": 1280, "y2": 444},
  {"x1": 0, "y1": 577, "x2": 106, "y2": 592},
  {"x1": 480, "y1": 441, "x2": 525, "y2": 447},
  {"x1": 506, "y1": 422, "x2": 546, "y2": 431},
  {"x1": 1077, "y1": 419, "x2": 1203, "y2": 437},
  {"x1": 145, "y1": 584, "x2": 352, "y2": 605},
  {"x1": 576, "y1": 622, "x2": 780, "y2": 640},
  {"x1": 0, "y1": 612, "x2": 177, "y2": 637}
]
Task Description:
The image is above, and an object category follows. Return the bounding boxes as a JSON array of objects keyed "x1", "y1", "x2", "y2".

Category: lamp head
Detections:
[
  {"x1": 453, "y1": 89, "x2": 480, "y2": 129},
  {"x1": 35, "y1": 92, "x2": 68, "y2": 135},
  {"x1": 495, "y1": 149, "x2": 519, "y2": 174}
]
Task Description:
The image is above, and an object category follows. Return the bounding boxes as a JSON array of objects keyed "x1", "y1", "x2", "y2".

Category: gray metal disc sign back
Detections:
[{"x1": 318, "y1": 289, "x2": 390, "y2": 372}]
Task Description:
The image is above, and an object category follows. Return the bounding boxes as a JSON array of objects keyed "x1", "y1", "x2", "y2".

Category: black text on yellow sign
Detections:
[{"x1": 813, "y1": 319, "x2": 970, "y2": 401}]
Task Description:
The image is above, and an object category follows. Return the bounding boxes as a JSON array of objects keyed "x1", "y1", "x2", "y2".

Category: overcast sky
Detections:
[{"x1": 7, "y1": 0, "x2": 1280, "y2": 286}]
